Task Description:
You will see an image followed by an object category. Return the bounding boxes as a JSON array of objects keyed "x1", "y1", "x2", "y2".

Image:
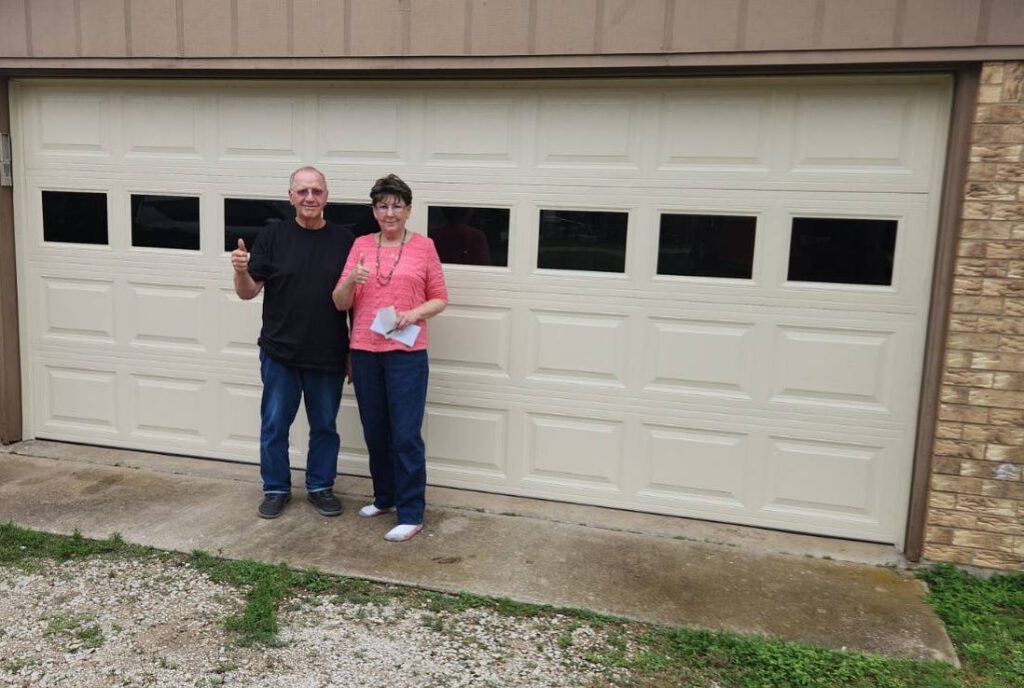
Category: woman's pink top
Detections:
[{"x1": 339, "y1": 232, "x2": 448, "y2": 352}]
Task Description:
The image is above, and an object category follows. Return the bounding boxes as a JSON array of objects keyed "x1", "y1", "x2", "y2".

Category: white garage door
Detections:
[{"x1": 12, "y1": 76, "x2": 951, "y2": 544}]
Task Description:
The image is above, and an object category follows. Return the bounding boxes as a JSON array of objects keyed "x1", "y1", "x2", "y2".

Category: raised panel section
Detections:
[
  {"x1": 791, "y1": 89, "x2": 914, "y2": 172},
  {"x1": 132, "y1": 375, "x2": 206, "y2": 442},
  {"x1": 317, "y1": 96, "x2": 405, "y2": 163},
  {"x1": 762, "y1": 437, "x2": 881, "y2": 522},
  {"x1": 528, "y1": 311, "x2": 627, "y2": 387},
  {"x1": 524, "y1": 414, "x2": 623, "y2": 490},
  {"x1": 536, "y1": 95, "x2": 640, "y2": 168},
  {"x1": 41, "y1": 278, "x2": 115, "y2": 342},
  {"x1": 339, "y1": 398, "x2": 367, "y2": 455},
  {"x1": 424, "y1": 96, "x2": 518, "y2": 166},
  {"x1": 429, "y1": 306, "x2": 511, "y2": 376},
  {"x1": 773, "y1": 325, "x2": 893, "y2": 412},
  {"x1": 129, "y1": 284, "x2": 205, "y2": 351},
  {"x1": 218, "y1": 96, "x2": 300, "y2": 159},
  {"x1": 38, "y1": 95, "x2": 109, "y2": 155},
  {"x1": 124, "y1": 96, "x2": 202, "y2": 157},
  {"x1": 41, "y1": 367, "x2": 117, "y2": 431},
  {"x1": 644, "y1": 318, "x2": 755, "y2": 399},
  {"x1": 218, "y1": 289, "x2": 261, "y2": 355},
  {"x1": 219, "y1": 382, "x2": 261, "y2": 449},
  {"x1": 639, "y1": 425, "x2": 747, "y2": 506},
  {"x1": 658, "y1": 93, "x2": 771, "y2": 169},
  {"x1": 425, "y1": 404, "x2": 507, "y2": 476}
]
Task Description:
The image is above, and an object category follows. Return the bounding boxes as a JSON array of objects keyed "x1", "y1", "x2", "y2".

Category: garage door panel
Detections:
[
  {"x1": 39, "y1": 365, "x2": 119, "y2": 434},
  {"x1": 127, "y1": 283, "x2": 207, "y2": 351},
  {"x1": 425, "y1": 403, "x2": 509, "y2": 478},
  {"x1": 424, "y1": 95, "x2": 521, "y2": 167},
  {"x1": 40, "y1": 276, "x2": 116, "y2": 343},
  {"x1": 217, "y1": 95, "x2": 304, "y2": 161},
  {"x1": 526, "y1": 311, "x2": 629, "y2": 388},
  {"x1": 638, "y1": 424, "x2": 749, "y2": 507},
  {"x1": 523, "y1": 412, "x2": 624, "y2": 491},
  {"x1": 15, "y1": 76, "x2": 951, "y2": 544},
  {"x1": 428, "y1": 305, "x2": 513, "y2": 377},
  {"x1": 536, "y1": 93, "x2": 643, "y2": 169},
  {"x1": 316, "y1": 94, "x2": 408, "y2": 164},
  {"x1": 124, "y1": 94, "x2": 204, "y2": 159},
  {"x1": 771, "y1": 324, "x2": 896, "y2": 414},
  {"x1": 657, "y1": 91, "x2": 773, "y2": 170},
  {"x1": 643, "y1": 317, "x2": 758, "y2": 400},
  {"x1": 760, "y1": 436, "x2": 886, "y2": 527},
  {"x1": 218, "y1": 382, "x2": 261, "y2": 453}
]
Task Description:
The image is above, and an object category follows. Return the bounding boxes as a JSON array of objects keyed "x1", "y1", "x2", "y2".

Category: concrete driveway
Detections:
[{"x1": 0, "y1": 440, "x2": 957, "y2": 664}]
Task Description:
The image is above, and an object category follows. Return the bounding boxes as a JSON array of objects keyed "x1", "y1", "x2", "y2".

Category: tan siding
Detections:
[
  {"x1": 348, "y1": 0, "x2": 405, "y2": 57},
  {"x1": 821, "y1": 0, "x2": 899, "y2": 49},
  {"x1": 468, "y1": 0, "x2": 531, "y2": 55},
  {"x1": 129, "y1": 0, "x2": 179, "y2": 57},
  {"x1": 29, "y1": 0, "x2": 79, "y2": 58},
  {"x1": 987, "y1": 0, "x2": 1024, "y2": 46},
  {"x1": 80, "y1": 0, "x2": 128, "y2": 57},
  {"x1": 0, "y1": 76, "x2": 21, "y2": 445},
  {"x1": 600, "y1": 0, "x2": 666, "y2": 54},
  {"x1": 0, "y1": 1, "x2": 28, "y2": 57},
  {"x1": 409, "y1": 0, "x2": 466, "y2": 56},
  {"x1": 535, "y1": 0, "x2": 598, "y2": 55},
  {"x1": 293, "y1": 0, "x2": 345, "y2": 57},
  {"x1": 744, "y1": 0, "x2": 821, "y2": 52},
  {"x1": 181, "y1": 0, "x2": 233, "y2": 57},
  {"x1": 669, "y1": 0, "x2": 742, "y2": 53},
  {"x1": 902, "y1": 0, "x2": 982, "y2": 47},
  {"x1": 236, "y1": 0, "x2": 290, "y2": 57}
]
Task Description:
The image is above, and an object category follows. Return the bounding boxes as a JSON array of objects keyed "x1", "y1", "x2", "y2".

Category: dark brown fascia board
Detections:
[{"x1": 902, "y1": 64, "x2": 981, "y2": 562}]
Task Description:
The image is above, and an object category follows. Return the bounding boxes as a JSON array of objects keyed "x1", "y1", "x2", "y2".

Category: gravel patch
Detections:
[{"x1": 0, "y1": 558, "x2": 639, "y2": 687}]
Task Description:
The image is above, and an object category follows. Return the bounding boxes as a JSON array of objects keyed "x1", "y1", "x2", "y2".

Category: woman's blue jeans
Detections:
[
  {"x1": 350, "y1": 350, "x2": 429, "y2": 525},
  {"x1": 259, "y1": 348, "x2": 344, "y2": 495}
]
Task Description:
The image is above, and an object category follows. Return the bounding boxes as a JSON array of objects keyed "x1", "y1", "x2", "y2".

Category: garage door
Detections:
[{"x1": 12, "y1": 76, "x2": 951, "y2": 544}]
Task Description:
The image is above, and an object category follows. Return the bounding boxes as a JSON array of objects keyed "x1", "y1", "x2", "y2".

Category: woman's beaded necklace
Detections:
[{"x1": 375, "y1": 230, "x2": 408, "y2": 286}]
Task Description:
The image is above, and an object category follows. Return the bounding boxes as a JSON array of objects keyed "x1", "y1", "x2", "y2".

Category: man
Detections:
[{"x1": 230, "y1": 166, "x2": 355, "y2": 519}]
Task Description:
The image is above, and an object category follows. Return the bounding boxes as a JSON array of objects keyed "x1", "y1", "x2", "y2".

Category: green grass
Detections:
[
  {"x1": 918, "y1": 564, "x2": 1024, "y2": 687},
  {"x1": 1, "y1": 522, "x2": 1022, "y2": 687}
]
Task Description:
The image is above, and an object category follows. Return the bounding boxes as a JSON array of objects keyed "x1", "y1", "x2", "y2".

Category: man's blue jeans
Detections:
[
  {"x1": 260, "y1": 348, "x2": 344, "y2": 494},
  {"x1": 350, "y1": 350, "x2": 429, "y2": 525}
]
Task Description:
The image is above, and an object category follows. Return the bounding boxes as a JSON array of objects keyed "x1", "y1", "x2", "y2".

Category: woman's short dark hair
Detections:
[{"x1": 370, "y1": 174, "x2": 412, "y2": 206}]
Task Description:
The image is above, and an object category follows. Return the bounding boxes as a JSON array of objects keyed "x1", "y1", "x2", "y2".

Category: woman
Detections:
[{"x1": 333, "y1": 174, "x2": 447, "y2": 542}]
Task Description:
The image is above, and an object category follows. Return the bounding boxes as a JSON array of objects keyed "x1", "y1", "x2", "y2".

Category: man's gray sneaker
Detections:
[
  {"x1": 307, "y1": 489, "x2": 343, "y2": 517},
  {"x1": 258, "y1": 493, "x2": 291, "y2": 519}
]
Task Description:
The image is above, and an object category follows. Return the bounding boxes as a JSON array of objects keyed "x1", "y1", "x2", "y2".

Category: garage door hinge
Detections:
[{"x1": 0, "y1": 133, "x2": 11, "y2": 187}]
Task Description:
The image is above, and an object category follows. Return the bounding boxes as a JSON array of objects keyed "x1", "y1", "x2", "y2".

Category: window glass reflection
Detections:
[
  {"x1": 224, "y1": 199, "x2": 376, "y2": 251},
  {"x1": 537, "y1": 209, "x2": 627, "y2": 273},
  {"x1": 42, "y1": 190, "x2": 108, "y2": 245},
  {"x1": 131, "y1": 194, "x2": 200, "y2": 250},
  {"x1": 428, "y1": 206, "x2": 509, "y2": 267},
  {"x1": 787, "y1": 217, "x2": 897, "y2": 286},
  {"x1": 657, "y1": 214, "x2": 756, "y2": 279}
]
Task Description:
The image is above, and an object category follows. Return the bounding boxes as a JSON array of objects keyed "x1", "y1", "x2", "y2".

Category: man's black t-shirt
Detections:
[{"x1": 247, "y1": 219, "x2": 355, "y2": 372}]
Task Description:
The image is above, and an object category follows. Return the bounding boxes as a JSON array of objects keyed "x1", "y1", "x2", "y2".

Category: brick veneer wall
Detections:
[{"x1": 923, "y1": 62, "x2": 1024, "y2": 571}]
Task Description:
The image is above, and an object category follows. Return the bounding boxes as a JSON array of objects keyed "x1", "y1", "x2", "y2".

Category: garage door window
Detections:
[
  {"x1": 538, "y1": 209, "x2": 627, "y2": 273},
  {"x1": 131, "y1": 194, "x2": 200, "y2": 251},
  {"x1": 428, "y1": 205, "x2": 509, "y2": 267},
  {"x1": 224, "y1": 199, "x2": 376, "y2": 251},
  {"x1": 42, "y1": 190, "x2": 108, "y2": 245},
  {"x1": 657, "y1": 213, "x2": 756, "y2": 279},
  {"x1": 787, "y1": 217, "x2": 897, "y2": 286}
]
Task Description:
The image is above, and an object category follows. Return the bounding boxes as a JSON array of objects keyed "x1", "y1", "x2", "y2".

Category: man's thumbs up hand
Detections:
[{"x1": 230, "y1": 237, "x2": 250, "y2": 274}]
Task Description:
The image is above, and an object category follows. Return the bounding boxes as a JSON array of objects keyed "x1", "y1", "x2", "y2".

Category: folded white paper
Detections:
[{"x1": 370, "y1": 306, "x2": 421, "y2": 347}]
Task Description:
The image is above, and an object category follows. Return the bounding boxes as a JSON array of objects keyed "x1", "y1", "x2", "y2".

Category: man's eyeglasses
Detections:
[
  {"x1": 292, "y1": 188, "x2": 326, "y2": 198},
  {"x1": 374, "y1": 203, "x2": 408, "y2": 212}
]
